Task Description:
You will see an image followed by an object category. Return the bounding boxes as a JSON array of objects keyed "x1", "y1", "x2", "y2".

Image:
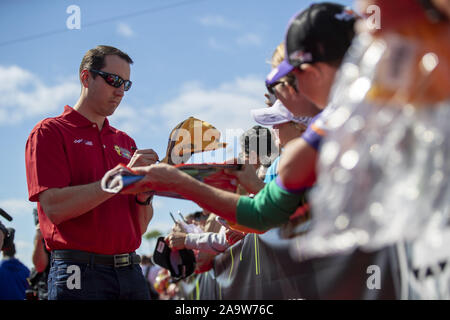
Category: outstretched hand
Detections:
[
  {"x1": 165, "y1": 231, "x2": 187, "y2": 250},
  {"x1": 120, "y1": 163, "x2": 187, "y2": 195},
  {"x1": 225, "y1": 228, "x2": 246, "y2": 245},
  {"x1": 224, "y1": 161, "x2": 265, "y2": 194}
]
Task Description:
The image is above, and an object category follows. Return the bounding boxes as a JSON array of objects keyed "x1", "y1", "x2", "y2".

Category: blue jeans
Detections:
[{"x1": 48, "y1": 258, "x2": 150, "y2": 300}]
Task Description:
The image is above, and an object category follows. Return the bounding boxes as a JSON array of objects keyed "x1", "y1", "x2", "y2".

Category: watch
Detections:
[{"x1": 135, "y1": 193, "x2": 154, "y2": 206}]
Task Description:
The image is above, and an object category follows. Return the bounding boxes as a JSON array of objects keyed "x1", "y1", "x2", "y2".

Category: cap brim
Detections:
[
  {"x1": 265, "y1": 59, "x2": 294, "y2": 86},
  {"x1": 153, "y1": 237, "x2": 173, "y2": 271},
  {"x1": 251, "y1": 99, "x2": 293, "y2": 125}
]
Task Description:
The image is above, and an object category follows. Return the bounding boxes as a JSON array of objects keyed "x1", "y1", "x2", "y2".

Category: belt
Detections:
[{"x1": 51, "y1": 250, "x2": 141, "y2": 268}]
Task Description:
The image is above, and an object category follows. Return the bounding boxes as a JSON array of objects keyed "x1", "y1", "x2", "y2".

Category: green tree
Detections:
[{"x1": 143, "y1": 229, "x2": 163, "y2": 241}]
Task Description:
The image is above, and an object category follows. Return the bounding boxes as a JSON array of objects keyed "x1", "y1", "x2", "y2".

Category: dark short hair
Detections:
[
  {"x1": 2, "y1": 242, "x2": 15, "y2": 258},
  {"x1": 193, "y1": 211, "x2": 208, "y2": 221},
  {"x1": 79, "y1": 45, "x2": 133, "y2": 77}
]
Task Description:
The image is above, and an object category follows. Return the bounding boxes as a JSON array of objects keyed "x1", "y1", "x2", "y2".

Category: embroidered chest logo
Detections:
[
  {"x1": 74, "y1": 138, "x2": 93, "y2": 146},
  {"x1": 114, "y1": 145, "x2": 132, "y2": 160}
]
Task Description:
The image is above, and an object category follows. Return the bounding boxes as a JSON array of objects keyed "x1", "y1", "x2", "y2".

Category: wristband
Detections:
[{"x1": 135, "y1": 193, "x2": 154, "y2": 206}]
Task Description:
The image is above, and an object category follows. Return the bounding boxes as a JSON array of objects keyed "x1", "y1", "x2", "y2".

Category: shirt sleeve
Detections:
[
  {"x1": 25, "y1": 122, "x2": 71, "y2": 202},
  {"x1": 184, "y1": 231, "x2": 229, "y2": 254},
  {"x1": 236, "y1": 179, "x2": 308, "y2": 231}
]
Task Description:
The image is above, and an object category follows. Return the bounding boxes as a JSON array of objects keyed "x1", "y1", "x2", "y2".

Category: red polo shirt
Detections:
[{"x1": 25, "y1": 105, "x2": 141, "y2": 254}]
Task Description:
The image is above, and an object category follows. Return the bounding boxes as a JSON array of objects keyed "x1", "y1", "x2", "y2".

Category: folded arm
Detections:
[{"x1": 39, "y1": 181, "x2": 115, "y2": 225}]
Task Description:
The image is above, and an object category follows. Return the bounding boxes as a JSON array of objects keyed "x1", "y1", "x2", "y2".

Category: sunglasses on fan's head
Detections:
[{"x1": 90, "y1": 69, "x2": 132, "y2": 91}]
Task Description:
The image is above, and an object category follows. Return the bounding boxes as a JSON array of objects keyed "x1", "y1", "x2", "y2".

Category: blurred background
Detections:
[{"x1": 0, "y1": 0, "x2": 352, "y2": 267}]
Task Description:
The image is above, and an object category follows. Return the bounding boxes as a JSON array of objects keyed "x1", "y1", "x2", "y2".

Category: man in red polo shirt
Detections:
[{"x1": 25, "y1": 45, "x2": 159, "y2": 300}]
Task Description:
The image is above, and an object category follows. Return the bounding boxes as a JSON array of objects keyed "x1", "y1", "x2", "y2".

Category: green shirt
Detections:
[{"x1": 236, "y1": 179, "x2": 308, "y2": 231}]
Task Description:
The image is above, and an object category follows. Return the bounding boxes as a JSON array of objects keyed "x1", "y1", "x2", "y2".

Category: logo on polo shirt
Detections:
[
  {"x1": 74, "y1": 138, "x2": 93, "y2": 146},
  {"x1": 114, "y1": 145, "x2": 132, "y2": 160}
]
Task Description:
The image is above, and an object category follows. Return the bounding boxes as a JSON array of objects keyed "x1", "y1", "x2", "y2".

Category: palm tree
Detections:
[
  {"x1": 141, "y1": 229, "x2": 164, "y2": 255},
  {"x1": 143, "y1": 229, "x2": 163, "y2": 241}
]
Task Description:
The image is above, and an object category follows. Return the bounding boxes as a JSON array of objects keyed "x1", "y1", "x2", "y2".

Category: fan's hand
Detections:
[{"x1": 127, "y1": 149, "x2": 159, "y2": 168}]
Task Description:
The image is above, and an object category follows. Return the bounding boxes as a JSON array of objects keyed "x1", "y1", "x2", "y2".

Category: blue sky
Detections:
[{"x1": 0, "y1": 0, "x2": 352, "y2": 268}]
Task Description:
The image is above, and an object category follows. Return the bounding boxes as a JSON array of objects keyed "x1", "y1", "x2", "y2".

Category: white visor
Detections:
[{"x1": 251, "y1": 99, "x2": 312, "y2": 127}]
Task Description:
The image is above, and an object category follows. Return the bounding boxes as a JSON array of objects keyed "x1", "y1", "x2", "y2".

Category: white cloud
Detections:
[
  {"x1": 145, "y1": 219, "x2": 172, "y2": 234},
  {"x1": 108, "y1": 104, "x2": 158, "y2": 135},
  {"x1": 109, "y1": 76, "x2": 266, "y2": 140},
  {"x1": 117, "y1": 22, "x2": 134, "y2": 37},
  {"x1": 0, "y1": 65, "x2": 79, "y2": 125},
  {"x1": 15, "y1": 249, "x2": 34, "y2": 269},
  {"x1": 236, "y1": 32, "x2": 262, "y2": 46},
  {"x1": 207, "y1": 37, "x2": 232, "y2": 52},
  {"x1": 151, "y1": 198, "x2": 164, "y2": 210},
  {"x1": 198, "y1": 15, "x2": 238, "y2": 29},
  {"x1": 15, "y1": 240, "x2": 33, "y2": 251},
  {"x1": 0, "y1": 198, "x2": 35, "y2": 218},
  {"x1": 158, "y1": 75, "x2": 265, "y2": 131},
  {"x1": 155, "y1": 75, "x2": 267, "y2": 159}
]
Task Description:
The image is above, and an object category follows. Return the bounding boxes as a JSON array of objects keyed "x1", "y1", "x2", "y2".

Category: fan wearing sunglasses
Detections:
[{"x1": 25, "y1": 45, "x2": 159, "y2": 300}]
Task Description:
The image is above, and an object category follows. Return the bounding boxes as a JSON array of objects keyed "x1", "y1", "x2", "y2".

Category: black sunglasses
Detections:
[
  {"x1": 90, "y1": 69, "x2": 132, "y2": 91},
  {"x1": 266, "y1": 80, "x2": 285, "y2": 95}
]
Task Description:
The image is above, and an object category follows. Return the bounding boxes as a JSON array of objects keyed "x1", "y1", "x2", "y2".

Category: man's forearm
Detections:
[
  {"x1": 236, "y1": 179, "x2": 308, "y2": 231},
  {"x1": 32, "y1": 236, "x2": 49, "y2": 273},
  {"x1": 244, "y1": 178, "x2": 265, "y2": 195},
  {"x1": 230, "y1": 164, "x2": 265, "y2": 195},
  {"x1": 135, "y1": 194, "x2": 154, "y2": 235},
  {"x1": 174, "y1": 174, "x2": 240, "y2": 223},
  {"x1": 39, "y1": 181, "x2": 115, "y2": 225},
  {"x1": 132, "y1": 163, "x2": 241, "y2": 223},
  {"x1": 185, "y1": 232, "x2": 229, "y2": 254}
]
